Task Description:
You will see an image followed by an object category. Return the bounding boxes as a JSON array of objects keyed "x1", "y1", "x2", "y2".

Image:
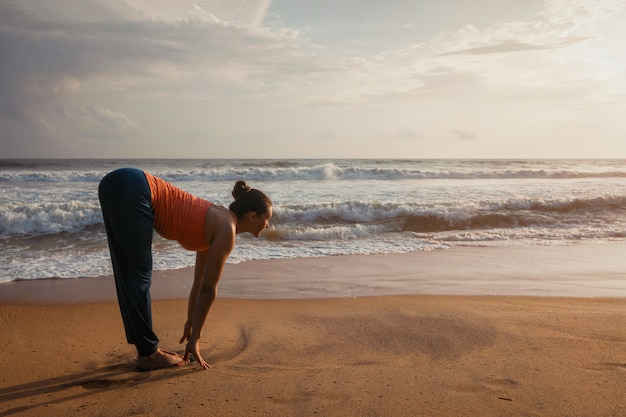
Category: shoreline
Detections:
[{"x1": 2, "y1": 241, "x2": 626, "y2": 304}]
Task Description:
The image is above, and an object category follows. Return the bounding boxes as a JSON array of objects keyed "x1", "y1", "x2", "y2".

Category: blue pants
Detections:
[{"x1": 98, "y1": 168, "x2": 159, "y2": 356}]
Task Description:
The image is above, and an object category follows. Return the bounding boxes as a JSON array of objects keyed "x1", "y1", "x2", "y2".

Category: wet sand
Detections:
[
  {"x1": 3, "y1": 243, "x2": 626, "y2": 304},
  {"x1": 2, "y1": 244, "x2": 626, "y2": 416}
]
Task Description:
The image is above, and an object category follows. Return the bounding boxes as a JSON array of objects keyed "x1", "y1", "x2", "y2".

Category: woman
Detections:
[{"x1": 98, "y1": 168, "x2": 272, "y2": 371}]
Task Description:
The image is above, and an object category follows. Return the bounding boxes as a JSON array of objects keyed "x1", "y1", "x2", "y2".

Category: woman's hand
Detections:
[
  {"x1": 179, "y1": 320, "x2": 192, "y2": 344},
  {"x1": 179, "y1": 322, "x2": 210, "y2": 369},
  {"x1": 183, "y1": 336, "x2": 211, "y2": 370}
]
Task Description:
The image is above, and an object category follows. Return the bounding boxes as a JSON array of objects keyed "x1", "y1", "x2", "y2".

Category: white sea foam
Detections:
[
  {"x1": 2, "y1": 159, "x2": 626, "y2": 183},
  {"x1": 3, "y1": 193, "x2": 625, "y2": 238},
  {"x1": 0, "y1": 200, "x2": 102, "y2": 236}
]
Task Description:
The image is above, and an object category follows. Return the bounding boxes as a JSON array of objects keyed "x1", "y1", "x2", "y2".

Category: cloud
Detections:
[
  {"x1": 79, "y1": 105, "x2": 139, "y2": 137},
  {"x1": 1, "y1": 0, "x2": 625, "y2": 158},
  {"x1": 450, "y1": 130, "x2": 478, "y2": 141},
  {"x1": 394, "y1": 128, "x2": 421, "y2": 140},
  {"x1": 1, "y1": 0, "x2": 272, "y2": 26},
  {"x1": 439, "y1": 38, "x2": 589, "y2": 56},
  {"x1": 541, "y1": 0, "x2": 625, "y2": 26},
  {"x1": 292, "y1": 0, "x2": 625, "y2": 111},
  {"x1": 119, "y1": 0, "x2": 274, "y2": 26},
  {"x1": 0, "y1": 0, "x2": 304, "y2": 150}
]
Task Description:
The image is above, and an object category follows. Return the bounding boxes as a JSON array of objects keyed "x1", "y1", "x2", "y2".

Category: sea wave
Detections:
[
  {"x1": 3, "y1": 161, "x2": 626, "y2": 182},
  {"x1": 277, "y1": 195, "x2": 626, "y2": 224},
  {"x1": 0, "y1": 200, "x2": 102, "y2": 236},
  {"x1": 4, "y1": 159, "x2": 626, "y2": 281},
  {"x1": 2, "y1": 194, "x2": 626, "y2": 238}
]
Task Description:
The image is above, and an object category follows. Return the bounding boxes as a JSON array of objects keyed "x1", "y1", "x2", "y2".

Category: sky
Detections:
[{"x1": 1, "y1": 0, "x2": 625, "y2": 159}]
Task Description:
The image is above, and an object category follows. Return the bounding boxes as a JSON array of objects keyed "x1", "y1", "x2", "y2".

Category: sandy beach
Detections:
[{"x1": 2, "y1": 244, "x2": 626, "y2": 416}]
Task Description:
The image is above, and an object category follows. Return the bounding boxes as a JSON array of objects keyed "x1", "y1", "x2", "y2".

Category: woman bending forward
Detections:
[{"x1": 98, "y1": 168, "x2": 272, "y2": 371}]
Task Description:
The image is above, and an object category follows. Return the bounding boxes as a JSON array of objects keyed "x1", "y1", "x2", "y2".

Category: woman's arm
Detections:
[
  {"x1": 179, "y1": 251, "x2": 209, "y2": 345},
  {"x1": 181, "y1": 217, "x2": 235, "y2": 369}
]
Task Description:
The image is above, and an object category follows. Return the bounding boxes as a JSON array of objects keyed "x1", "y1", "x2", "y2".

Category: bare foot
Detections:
[{"x1": 136, "y1": 348, "x2": 185, "y2": 372}]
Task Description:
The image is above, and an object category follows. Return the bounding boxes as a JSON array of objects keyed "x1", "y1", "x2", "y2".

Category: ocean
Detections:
[{"x1": 2, "y1": 159, "x2": 626, "y2": 283}]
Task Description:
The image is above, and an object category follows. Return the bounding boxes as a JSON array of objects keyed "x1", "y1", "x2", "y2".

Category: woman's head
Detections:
[{"x1": 229, "y1": 180, "x2": 272, "y2": 219}]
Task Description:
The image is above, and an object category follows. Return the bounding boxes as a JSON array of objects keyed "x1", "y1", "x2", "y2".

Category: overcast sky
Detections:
[{"x1": 1, "y1": 0, "x2": 625, "y2": 158}]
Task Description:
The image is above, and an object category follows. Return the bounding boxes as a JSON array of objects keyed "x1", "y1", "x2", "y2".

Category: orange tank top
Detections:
[{"x1": 144, "y1": 171, "x2": 212, "y2": 251}]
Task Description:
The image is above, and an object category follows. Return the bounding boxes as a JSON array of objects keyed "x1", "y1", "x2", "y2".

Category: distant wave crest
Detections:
[{"x1": 3, "y1": 162, "x2": 626, "y2": 182}]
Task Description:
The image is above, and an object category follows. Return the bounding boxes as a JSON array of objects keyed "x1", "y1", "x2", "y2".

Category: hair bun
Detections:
[
  {"x1": 232, "y1": 180, "x2": 251, "y2": 200},
  {"x1": 228, "y1": 180, "x2": 272, "y2": 218}
]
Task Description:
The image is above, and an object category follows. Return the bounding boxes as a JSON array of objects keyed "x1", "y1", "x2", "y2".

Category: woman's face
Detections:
[{"x1": 250, "y1": 207, "x2": 273, "y2": 237}]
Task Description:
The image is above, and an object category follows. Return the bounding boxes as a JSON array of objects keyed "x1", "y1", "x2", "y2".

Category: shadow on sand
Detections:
[{"x1": 0, "y1": 359, "x2": 201, "y2": 416}]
